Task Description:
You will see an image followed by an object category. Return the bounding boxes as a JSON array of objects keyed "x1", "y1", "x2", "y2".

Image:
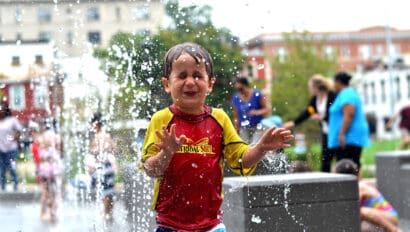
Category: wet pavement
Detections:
[
  {"x1": 0, "y1": 194, "x2": 132, "y2": 232},
  {"x1": 1, "y1": 187, "x2": 409, "y2": 232}
]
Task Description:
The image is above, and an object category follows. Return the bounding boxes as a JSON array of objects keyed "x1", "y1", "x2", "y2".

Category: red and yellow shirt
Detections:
[{"x1": 142, "y1": 105, "x2": 256, "y2": 231}]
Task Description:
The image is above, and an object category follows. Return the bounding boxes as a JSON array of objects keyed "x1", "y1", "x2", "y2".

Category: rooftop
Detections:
[{"x1": 246, "y1": 26, "x2": 410, "y2": 47}]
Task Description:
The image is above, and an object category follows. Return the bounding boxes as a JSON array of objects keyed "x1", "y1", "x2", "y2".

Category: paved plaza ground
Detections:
[
  {"x1": 0, "y1": 184, "x2": 409, "y2": 231},
  {"x1": 0, "y1": 196, "x2": 130, "y2": 232}
]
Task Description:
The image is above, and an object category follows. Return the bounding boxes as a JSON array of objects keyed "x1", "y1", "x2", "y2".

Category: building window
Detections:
[
  {"x1": 324, "y1": 46, "x2": 335, "y2": 59},
  {"x1": 67, "y1": 31, "x2": 74, "y2": 46},
  {"x1": 9, "y1": 85, "x2": 25, "y2": 110},
  {"x1": 359, "y1": 45, "x2": 372, "y2": 60},
  {"x1": 15, "y1": 8, "x2": 22, "y2": 23},
  {"x1": 341, "y1": 46, "x2": 350, "y2": 59},
  {"x1": 277, "y1": 47, "x2": 286, "y2": 62},
  {"x1": 132, "y1": 7, "x2": 150, "y2": 20},
  {"x1": 39, "y1": 31, "x2": 51, "y2": 42},
  {"x1": 407, "y1": 75, "x2": 410, "y2": 99},
  {"x1": 35, "y1": 55, "x2": 43, "y2": 64},
  {"x1": 87, "y1": 7, "x2": 100, "y2": 22},
  {"x1": 363, "y1": 83, "x2": 368, "y2": 104},
  {"x1": 12, "y1": 56, "x2": 20, "y2": 66},
  {"x1": 115, "y1": 7, "x2": 121, "y2": 21},
  {"x1": 16, "y1": 33, "x2": 22, "y2": 41},
  {"x1": 38, "y1": 8, "x2": 51, "y2": 23},
  {"x1": 34, "y1": 83, "x2": 48, "y2": 109},
  {"x1": 247, "y1": 64, "x2": 253, "y2": 77},
  {"x1": 388, "y1": 44, "x2": 400, "y2": 58},
  {"x1": 381, "y1": 80, "x2": 386, "y2": 103},
  {"x1": 87, "y1": 31, "x2": 101, "y2": 45},
  {"x1": 370, "y1": 82, "x2": 376, "y2": 104},
  {"x1": 376, "y1": 45, "x2": 383, "y2": 57},
  {"x1": 396, "y1": 77, "x2": 401, "y2": 101}
]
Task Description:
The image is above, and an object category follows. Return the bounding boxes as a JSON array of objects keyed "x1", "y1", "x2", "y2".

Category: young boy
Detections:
[
  {"x1": 335, "y1": 159, "x2": 401, "y2": 232},
  {"x1": 141, "y1": 42, "x2": 293, "y2": 232}
]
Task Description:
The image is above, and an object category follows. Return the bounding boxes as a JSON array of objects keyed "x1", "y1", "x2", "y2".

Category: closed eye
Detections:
[
  {"x1": 178, "y1": 71, "x2": 187, "y2": 79},
  {"x1": 193, "y1": 71, "x2": 203, "y2": 80}
]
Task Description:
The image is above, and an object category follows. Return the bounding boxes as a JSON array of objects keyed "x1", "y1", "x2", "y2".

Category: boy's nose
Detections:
[{"x1": 185, "y1": 76, "x2": 196, "y2": 85}]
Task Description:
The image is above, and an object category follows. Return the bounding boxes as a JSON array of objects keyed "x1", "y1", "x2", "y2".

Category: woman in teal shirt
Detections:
[{"x1": 328, "y1": 72, "x2": 370, "y2": 169}]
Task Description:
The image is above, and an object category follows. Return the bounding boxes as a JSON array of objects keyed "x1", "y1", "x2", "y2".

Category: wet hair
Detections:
[
  {"x1": 334, "y1": 71, "x2": 352, "y2": 86},
  {"x1": 235, "y1": 77, "x2": 250, "y2": 87},
  {"x1": 163, "y1": 42, "x2": 214, "y2": 79},
  {"x1": 288, "y1": 161, "x2": 312, "y2": 173},
  {"x1": 91, "y1": 112, "x2": 104, "y2": 127},
  {"x1": 310, "y1": 74, "x2": 332, "y2": 92},
  {"x1": 335, "y1": 159, "x2": 359, "y2": 176}
]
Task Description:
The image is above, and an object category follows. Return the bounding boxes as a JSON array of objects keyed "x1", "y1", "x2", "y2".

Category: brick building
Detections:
[
  {"x1": 244, "y1": 26, "x2": 410, "y2": 80},
  {"x1": 0, "y1": 41, "x2": 63, "y2": 125},
  {"x1": 0, "y1": 0, "x2": 164, "y2": 57}
]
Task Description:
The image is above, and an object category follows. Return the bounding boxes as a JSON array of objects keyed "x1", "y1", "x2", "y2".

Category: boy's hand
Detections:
[
  {"x1": 155, "y1": 124, "x2": 186, "y2": 156},
  {"x1": 242, "y1": 127, "x2": 293, "y2": 168},
  {"x1": 256, "y1": 127, "x2": 293, "y2": 153}
]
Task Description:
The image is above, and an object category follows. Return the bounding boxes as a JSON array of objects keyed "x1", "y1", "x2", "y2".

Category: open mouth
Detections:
[{"x1": 184, "y1": 91, "x2": 197, "y2": 97}]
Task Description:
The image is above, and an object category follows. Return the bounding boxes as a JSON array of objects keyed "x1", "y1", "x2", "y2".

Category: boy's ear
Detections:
[
  {"x1": 162, "y1": 77, "x2": 171, "y2": 93},
  {"x1": 207, "y1": 76, "x2": 216, "y2": 93}
]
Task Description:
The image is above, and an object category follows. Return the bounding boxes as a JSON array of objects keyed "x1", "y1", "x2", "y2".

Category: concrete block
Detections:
[
  {"x1": 222, "y1": 173, "x2": 360, "y2": 232},
  {"x1": 376, "y1": 151, "x2": 410, "y2": 220}
]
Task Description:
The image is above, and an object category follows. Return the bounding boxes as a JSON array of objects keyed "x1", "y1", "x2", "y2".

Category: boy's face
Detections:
[{"x1": 162, "y1": 53, "x2": 215, "y2": 114}]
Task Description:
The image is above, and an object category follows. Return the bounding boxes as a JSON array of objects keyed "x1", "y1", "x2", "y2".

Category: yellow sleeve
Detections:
[
  {"x1": 211, "y1": 108, "x2": 256, "y2": 176},
  {"x1": 141, "y1": 108, "x2": 174, "y2": 164}
]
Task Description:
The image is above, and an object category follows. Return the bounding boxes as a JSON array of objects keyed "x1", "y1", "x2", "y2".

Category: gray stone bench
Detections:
[
  {"x1": 376, "y1": 151, "x2": 410, "y2": 220},
  {"x1": 222, "y1": 173, "x2": 360, "y2": 232}
]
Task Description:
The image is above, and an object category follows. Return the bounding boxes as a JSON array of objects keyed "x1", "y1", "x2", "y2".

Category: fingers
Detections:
[
  {"x1": 169, "y1": 124, "x2": 176, "y2": 138},
  {"x1": 155, "y1": 124, "x2": 185, "y2": 144},
  {"x1": 178, "y1": 134, "x2": 186, "y2": 145}
]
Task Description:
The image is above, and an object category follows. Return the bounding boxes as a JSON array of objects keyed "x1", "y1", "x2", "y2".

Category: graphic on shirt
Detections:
[{"x1": 176, "y1": 137, "x2": 215, "y2": 155}]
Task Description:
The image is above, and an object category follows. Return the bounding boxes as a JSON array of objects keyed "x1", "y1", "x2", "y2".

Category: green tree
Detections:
[
  {"x1": 270, "y1": 32, "x2": 337, "y2": 170},
  {"x1": 95, "y1": 0, "x2": 244, "y2": 120},
  {"x1": 271, "y1": 31, "x2": 337, "y2": 147}
]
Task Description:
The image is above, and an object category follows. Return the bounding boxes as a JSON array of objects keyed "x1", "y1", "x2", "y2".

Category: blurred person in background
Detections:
[
  {"x1": 387, "y1": 104, "x2": 410, "y2": 150},
  {"x1": 283, "y1": 74, "x2": 336, "y2": 172},
  {"x1": 85, "y1": 112, "x2": 118, "y2": 223},
  {"x1": 328, "y1": 72, "x2": 370, "y2": 171},
  {"x1": 0, "y1": 100, "x2": 22, "y2": 192},
  {"x1": 232, "y1": 77, "x2": 271, "y2": 145},
  {"x1": 37, "y1": 118, "x2": 63, "y2": 222},
  {"x1": 335, "y1": 159, "x2": 401, "y2": 232}
]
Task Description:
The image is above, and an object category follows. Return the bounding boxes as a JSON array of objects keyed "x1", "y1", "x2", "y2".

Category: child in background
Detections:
[
  {"x1": 85, "y1": 112, "x2": 118, "y2": 223},
  {"x1": 38, "y1": 133, "x2": 60, "y2": 223},
  {"x1": 335, "y1": 159, "x2": 401, "y2": 232},
  {"x1": 142, "y1": 42, "x2": 293, "y2": 232}
]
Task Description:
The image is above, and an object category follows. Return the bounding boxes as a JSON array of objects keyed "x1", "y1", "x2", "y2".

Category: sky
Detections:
[{"x1": 177, "y1": 0, "x2": 409, "y2": 41}]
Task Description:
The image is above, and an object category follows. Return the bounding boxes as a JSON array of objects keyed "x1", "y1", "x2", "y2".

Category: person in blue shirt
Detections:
[
  {"x1": 328, "y1": 72, "x2": 370, "y2": 170},
  {"x1": 232, "y1": 77, "x2": 271, "y2": 145}
]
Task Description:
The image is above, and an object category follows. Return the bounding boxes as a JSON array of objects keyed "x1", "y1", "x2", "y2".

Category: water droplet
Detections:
[
  {"x1": 192, "y1": 163, "x2": 198, "y2": 168},
  {"x1": 251, "y1": 214, "x2": 262, "y2": 224},
  {"x1": 241, "y1": 120, "x2": 250, "y2": 127}
]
